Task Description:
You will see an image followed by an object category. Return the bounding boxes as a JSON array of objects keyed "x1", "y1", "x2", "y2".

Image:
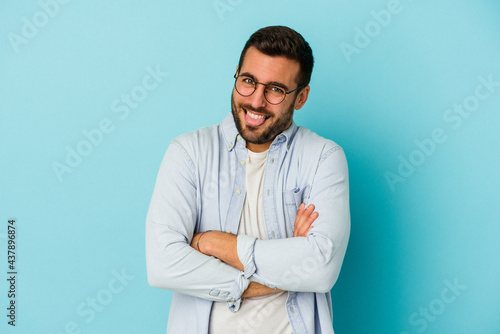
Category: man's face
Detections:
[{"x1": 231, "y1": 47, "x2": 307, "y2": 152}]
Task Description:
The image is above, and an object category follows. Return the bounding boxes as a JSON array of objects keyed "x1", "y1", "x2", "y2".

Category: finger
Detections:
[
  {"x1": 295, "y1": 216, "x2": 317, "y2": 237},
  {"x1": 294, "y1": 204, "x2": 316, "y2": 236},
  {"x1": 296, "y1": 211, "x2": 318, "y2": 235},
  {"x1": 303, "y1": 204, "x2": 315, "y2": 214},
  {"x1": 299, "y1": 219, "x2": 316, "y2": 237},
  {"x1": 298, "y1": 209, "x2": 317, "y2": 228},
  {"x1": 295, "y1": 204, "x2": 314, "y2": 226},
  {"x1": 308, "y1": 211, "x2": 319, "y2": 223},
  {"x1": 294, "y1": 203, "x2": 306, "y2": 234},
  {"x1": 296, "y1": 203, "x2": 305, "y2": 216}
]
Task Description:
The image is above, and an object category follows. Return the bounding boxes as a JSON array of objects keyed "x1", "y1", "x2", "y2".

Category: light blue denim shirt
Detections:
[{"x1": 146, "y1": 112, "x2": 350, "y2": 334}]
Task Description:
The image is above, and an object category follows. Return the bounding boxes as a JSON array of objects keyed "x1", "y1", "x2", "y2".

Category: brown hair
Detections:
[{"x1": 237, "y1": 26, "x2": 314, "y2": 87}]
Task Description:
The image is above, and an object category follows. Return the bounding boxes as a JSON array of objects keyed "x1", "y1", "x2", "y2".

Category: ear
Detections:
[
  {"x1": 235, "y1": 65, "x2": 239, "y2": 75},
  {"x1": 294, "y1": 85, "x2": 310, "y2": 110}
]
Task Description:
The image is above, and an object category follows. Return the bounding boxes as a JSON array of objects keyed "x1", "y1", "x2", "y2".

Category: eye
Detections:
[
  {"x1": 242, "y1": 77, "x2": 255, "y2": 85},
  {"x1": 268, "y1": 86, "x2": 285, "y2": 94}
]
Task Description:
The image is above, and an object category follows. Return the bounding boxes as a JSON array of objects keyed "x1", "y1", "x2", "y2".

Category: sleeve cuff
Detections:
[
  {"x1": 237, "y1": 234, "x2": 258, "y2": 279},
  {"x1": 226, "y1": 271, "x2": 251, "y2": 312}
]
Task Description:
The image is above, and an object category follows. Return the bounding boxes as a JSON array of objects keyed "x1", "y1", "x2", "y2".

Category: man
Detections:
[{"x1": 146, "y1": 26, "x2": 350, "y2": 333}]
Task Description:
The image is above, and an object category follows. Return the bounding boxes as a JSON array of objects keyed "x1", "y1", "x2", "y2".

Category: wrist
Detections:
[{"x1": 197, "y1": 231, "x2": 210, "y2": 255}]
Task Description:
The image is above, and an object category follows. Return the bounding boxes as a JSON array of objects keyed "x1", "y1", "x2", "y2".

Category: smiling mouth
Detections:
[{"x1": 244, "y1": 108, "x2": 270, "y2": 127}]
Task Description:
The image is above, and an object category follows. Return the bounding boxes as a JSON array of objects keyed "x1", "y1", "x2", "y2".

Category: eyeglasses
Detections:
[{"x1": 233, "y1": 73, "x2": 306, "y2": 105}]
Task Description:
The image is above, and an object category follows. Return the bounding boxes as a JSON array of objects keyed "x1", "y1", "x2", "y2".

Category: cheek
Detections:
[
  {"x1": 233, "y1": 95, "x2": 245, "y2": 109},
  {"x1": 275, "y1": 105, "x2": 292, "y2": 119}
]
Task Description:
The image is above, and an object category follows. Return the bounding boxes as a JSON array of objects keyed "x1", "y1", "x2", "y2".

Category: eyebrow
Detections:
[{"x1": 239, "y1": 72, "x2": 289, "y2": 91}]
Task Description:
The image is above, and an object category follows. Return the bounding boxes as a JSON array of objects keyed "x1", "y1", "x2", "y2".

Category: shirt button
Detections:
[
  {"x1": 271, "y1": 158, "x2": 275, "y2": 164},
  {"x1": 229, "y1": 143, "x2": 233, "y2": 148},
  {"x1": 237, "y1": 135, "x2": 242, "y2": 141},
  {"x1": 267, "y1": 189, "x2": 270, "y2": 196},
  {"x1": 226, "y1": 230, "x2": 231, "y2": 234},
  {"x1": 287, "y1": 145, "x2": 290, "y2": 149},
  {"x1": 272, "y1": 231, "x2": 276, "y2": 238},
  {"x1": 236, "y1": 189, "x2": 242, "y2": 195},
  {"x1": 290, "y1": 306, "x2": 295, "y2": 313},
  {"x1": 240, "y1": 160, "x2": 246, "y2": 165}
]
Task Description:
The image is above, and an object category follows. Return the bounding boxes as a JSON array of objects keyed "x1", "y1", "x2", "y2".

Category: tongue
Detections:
[{"x1": 245, "y1": 111, "x2": 267, "y2": 127}]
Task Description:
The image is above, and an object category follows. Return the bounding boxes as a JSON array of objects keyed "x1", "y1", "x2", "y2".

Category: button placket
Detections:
[
  {"x1": 262, "y1": 145, "x2": 282, "y2": 240},
  {"x1": 224, "y1": 143, "x2": 247, "y2": 234}
]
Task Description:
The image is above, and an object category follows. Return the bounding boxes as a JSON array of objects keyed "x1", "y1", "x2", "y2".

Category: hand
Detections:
[{"x1": 293, "y1": 203, "x2": 318, "y2": 237}]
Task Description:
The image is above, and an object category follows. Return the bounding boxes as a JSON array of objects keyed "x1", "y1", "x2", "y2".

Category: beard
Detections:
[{"x1": 231, "y1": 92, "x2": 295, "y2": 145}]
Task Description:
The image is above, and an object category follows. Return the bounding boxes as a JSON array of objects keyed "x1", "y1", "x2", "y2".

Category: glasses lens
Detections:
[
  {"x1": 235, "y1": 76, "x2": 255, "y2": 96},
  {"x1": 234, "y1": 75, "x2": 286, "y2": 104},
  {"x1": 265, "y1": 85, "x2": 286, "y2": 104}
]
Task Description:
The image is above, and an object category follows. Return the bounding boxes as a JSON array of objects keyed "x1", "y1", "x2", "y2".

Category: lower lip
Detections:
[{"x1": 244, "y1": 109, "x2": 268, "y2": 127}]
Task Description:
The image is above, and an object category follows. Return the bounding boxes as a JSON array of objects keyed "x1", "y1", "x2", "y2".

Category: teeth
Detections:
[{"x1": 247, "y1": 110, "x2": 265, "y2": 119}]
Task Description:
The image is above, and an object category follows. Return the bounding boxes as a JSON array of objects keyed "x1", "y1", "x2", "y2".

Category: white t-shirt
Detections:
[{"x1": 209, "y1": 149, "x2": 293, "y2": 334}]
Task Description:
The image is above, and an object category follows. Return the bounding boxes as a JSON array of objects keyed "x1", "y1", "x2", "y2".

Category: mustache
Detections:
[{"x1": 239, "y1": 104, "x2": 271, "y2": 117}]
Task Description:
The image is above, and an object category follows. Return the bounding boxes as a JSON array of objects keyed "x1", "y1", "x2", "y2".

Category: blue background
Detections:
[{"x1": 1, "y1": 0, "x2": 499, "y2": 333}]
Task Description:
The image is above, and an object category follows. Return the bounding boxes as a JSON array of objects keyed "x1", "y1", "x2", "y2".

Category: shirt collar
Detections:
[{"x1": 221, "y1": 112, "x2": 298, "y2": 152}]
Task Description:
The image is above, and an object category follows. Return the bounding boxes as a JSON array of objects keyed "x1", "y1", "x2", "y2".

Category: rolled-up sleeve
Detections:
[
  {"x1": 236, "y1": 146, "x2": 350, "y2": 293},
  {"x1": 146, "y1": 140, "x2": 250, "y2": 308},
  {"x1": 236, "y1": 234, "x2": 257, "y2": 278}
]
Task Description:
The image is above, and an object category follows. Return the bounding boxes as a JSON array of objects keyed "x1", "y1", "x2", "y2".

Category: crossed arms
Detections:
[
  {"x1": 146, "y1": 140, "x2": 350, "y2": 306},
  {"x1": 189, "y1": 203, "x2": 318, "y2": 298}
]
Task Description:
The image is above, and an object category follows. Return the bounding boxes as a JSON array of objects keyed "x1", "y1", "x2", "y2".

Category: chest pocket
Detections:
[{"x1": 283, "y1": 185, "x2": 311, "y2": 237}]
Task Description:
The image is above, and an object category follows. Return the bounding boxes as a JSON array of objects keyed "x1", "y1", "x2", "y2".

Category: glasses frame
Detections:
[{"x1": 233, "y1": 73, "x2": 306, "y2": 105}]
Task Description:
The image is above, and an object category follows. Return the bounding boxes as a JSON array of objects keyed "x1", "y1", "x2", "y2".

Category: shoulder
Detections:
[
  {"x1": 173, "y1": 124, "x2": 219, "y2": 145},
  {"x1": 293, "y1": 126, "x2": 344, "y2": 159},
  {"x1": 170, "y1": 124, "x2": 220, "y2": 156}
]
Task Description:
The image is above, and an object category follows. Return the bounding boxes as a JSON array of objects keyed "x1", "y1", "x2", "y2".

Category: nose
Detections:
[{"x1": 247, "y1": 84, "x2": 267, "y2": 109}]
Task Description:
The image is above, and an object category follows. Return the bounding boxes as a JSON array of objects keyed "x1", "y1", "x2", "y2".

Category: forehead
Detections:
[{"x1": 240, "y1": 46, "x2": 300, "y2": 86}]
